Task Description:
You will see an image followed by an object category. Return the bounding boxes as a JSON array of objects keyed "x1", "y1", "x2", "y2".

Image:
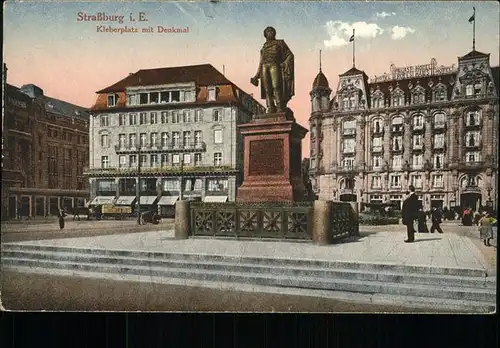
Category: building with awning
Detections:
[
  {"x1": 139, "y1": 196, "x2": 158, "y2": 205},
  {"x1": 115, "y1": 196, "x2": 136, "y2": 206}
]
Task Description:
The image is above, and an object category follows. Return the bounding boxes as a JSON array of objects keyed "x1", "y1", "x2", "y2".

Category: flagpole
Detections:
[
  {"x1": 472, "y1": 7, "x2": 476, "y2": 51},
  {"x1": 352, "y1": 29, "x2": 355, "y2": 68}
]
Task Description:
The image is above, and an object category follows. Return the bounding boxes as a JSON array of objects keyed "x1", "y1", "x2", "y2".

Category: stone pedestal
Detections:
[{"x1": 237, "y1": 109, "x2": 308, "y2": 203}]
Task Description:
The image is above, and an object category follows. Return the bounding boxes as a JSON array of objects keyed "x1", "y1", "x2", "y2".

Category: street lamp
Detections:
[
  {"x1": 136, "y1": 134, "x2": 142, "y2": 225},
  {"x1": 179, "y1": 154, "x2": 184, "y2": 201}
]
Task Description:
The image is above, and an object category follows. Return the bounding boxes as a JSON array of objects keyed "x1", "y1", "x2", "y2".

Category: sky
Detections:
[{"x1": 4, "y1": 1, "x2": 500, "y2": 157}]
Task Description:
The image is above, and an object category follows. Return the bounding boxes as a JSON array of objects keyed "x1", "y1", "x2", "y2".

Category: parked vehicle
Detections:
[{"x1": 141, "y1": 209, "x2": 161, "y2": 225}]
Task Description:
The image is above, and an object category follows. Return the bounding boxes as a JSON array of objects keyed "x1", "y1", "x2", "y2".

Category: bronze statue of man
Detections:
[{"x1": 250, "y1": 26, "x2": 294, "y2": 113}]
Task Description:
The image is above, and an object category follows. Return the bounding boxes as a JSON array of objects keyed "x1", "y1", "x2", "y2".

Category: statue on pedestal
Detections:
[{"x1": 250, "y1": 26, "x2": 294, "y2": 113}]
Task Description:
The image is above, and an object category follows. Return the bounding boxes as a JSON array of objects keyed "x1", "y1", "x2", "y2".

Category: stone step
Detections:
[
  {"x1": 2, "y1": 249, "x2": 495, "y2": 290},
  {"x1": 7, "y1": 265, "x2": 495, "y2": 313},
  {"x1": 2, "y1": 257, "x2": 496, "y2": 304},
  {"x1": 1, "y1": 243, "x2": 488, "y2": 278}
]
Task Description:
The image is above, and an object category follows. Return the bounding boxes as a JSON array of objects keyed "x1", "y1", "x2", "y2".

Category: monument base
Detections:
[{"x1": 237, "y1": 110, "x2": 308, "y2": 203}]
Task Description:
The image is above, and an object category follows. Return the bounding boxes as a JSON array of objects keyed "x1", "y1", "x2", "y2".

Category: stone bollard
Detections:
[
  {"x1": 312, "y1": 200, "x2": 332, "y2": 245},
  {"x1": 174, "y1": 200, "x2": 191, "y2": 240}
]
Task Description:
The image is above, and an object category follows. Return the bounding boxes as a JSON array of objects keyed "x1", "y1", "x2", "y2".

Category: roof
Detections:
[
  {"x1": 368, "y1": 72, "x2": 456, "y2": 101},
  {"x1": 6, "y1": 84, "x2": 33, "y2": 103},
  {"x1": 44, "y1": 96, "x2": 90, "y2": 120},
  {"x1": 340, "y1": 66, "x2": 365, "y2": 77},
  {"x1": 312, "y1": 71, "x2": 329, "y2": 89},
  {"x1": 460, "y1": 50, "x2": 489, "y2": 60},
  {"x1": 491, "y1": 66, "x2": 499, "y2": 96},
  {"x1": 97, "y1": 64, "x2": 232, "y2": 93}
]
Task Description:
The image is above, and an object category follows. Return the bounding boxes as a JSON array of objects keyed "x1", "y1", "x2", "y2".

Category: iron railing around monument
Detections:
[
  {"x1": 330, "y1": 202, "x2": 359, "y2": 241},
  {"x1": 190, "y1": 201, "x2": 313, "y2": 240}
]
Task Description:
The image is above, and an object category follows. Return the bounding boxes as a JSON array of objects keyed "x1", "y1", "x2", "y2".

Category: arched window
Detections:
[{"x1": 391, "y1": 116, "x2": 403, "y2": 132}]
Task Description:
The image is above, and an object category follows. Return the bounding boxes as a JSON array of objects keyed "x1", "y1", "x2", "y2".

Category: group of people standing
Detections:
[{"x1": 401, "y1": 185, "x2": 443, "y2": 243}]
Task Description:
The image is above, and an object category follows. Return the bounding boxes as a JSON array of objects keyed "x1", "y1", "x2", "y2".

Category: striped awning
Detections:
[
  {"x1": 158, "y1": 196, "x2": 179, "y2": 206},
  {"x1": 89, "y1": 196, "x2": 115, "y2": 206},
  {"x1": 139, "y1": 196, "x2": 158, "y2": 205},
  {"x1": 203, "y1": 196, "x2": 228, "y2": 203},
  {"x1": 115, "y1": 196, "x2": 136, "y2": 205}
]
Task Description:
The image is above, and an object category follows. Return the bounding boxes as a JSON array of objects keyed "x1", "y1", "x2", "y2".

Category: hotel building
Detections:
[
  {"x1": 86, "y1": 64, "x2": 264, "y2": 216},
  {"x1": 309, "y1": 49, "x2": 499, "y2": 211}
]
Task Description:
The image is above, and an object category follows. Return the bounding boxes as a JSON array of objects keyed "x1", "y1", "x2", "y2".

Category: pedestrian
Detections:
[
  {"x1": 462, "y1": 208, "x2": 473, "y2": 226},
  {"x1": 417, "y1": 208, "x2": 429, "y2": 233},
  {"x1": 401, "y1": 185, "x2": 420, "y2": 243},
  {"x1": 58, "y1": 208, "x2": 65, "y2": 230},
  {"x1": 430, "y1": 207, "x2": 444, "y2": 234},
  {"x1": 73, "y1": 207, "x2": 80, "y2": 221},
  {"x1": 479, "y1": 212, "x2": 494, "y2": 246}
]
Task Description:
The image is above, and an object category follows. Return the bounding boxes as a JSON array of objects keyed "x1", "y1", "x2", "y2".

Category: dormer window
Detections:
[
  {"x1": 466, "y1": 84, "x2": 474, "y2": 96},
  {"x1": 107, "y1": 94, "x2": 119, "y2": 107},
  {"x1": 208, "y1": 87, "x2": 217, "y2": 101},
  {"x1": 392, "y1": 92, "x2": 404, "y2": 107},
  {"x1": 412, "y1": 91, "x2": 425, "y2": 104}
]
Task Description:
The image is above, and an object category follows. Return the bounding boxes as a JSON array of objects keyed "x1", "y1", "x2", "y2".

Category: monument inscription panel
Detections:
[{"x1": 249, "y1": 139, "x2": 284, "y2": 176}]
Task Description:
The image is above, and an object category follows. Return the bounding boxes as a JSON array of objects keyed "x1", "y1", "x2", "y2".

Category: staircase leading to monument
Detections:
[{"x1": 2, "y1": 242, "x2": 496, "y2": 312}]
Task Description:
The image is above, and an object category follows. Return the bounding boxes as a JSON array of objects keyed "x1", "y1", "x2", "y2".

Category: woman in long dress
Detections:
[
  {"x1": 417, "y1": 209, "x2": 429, "y2": 233},
  {"x1": 58, "y1": 209, "x2": 65, "y2": 230}
]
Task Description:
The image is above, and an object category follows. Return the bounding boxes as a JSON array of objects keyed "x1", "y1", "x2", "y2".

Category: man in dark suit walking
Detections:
[{"x1": 402, "y1": 185, "x2": 420, "y2": 243}]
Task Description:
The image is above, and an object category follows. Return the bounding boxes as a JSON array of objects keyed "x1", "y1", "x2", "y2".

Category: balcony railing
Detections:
[
  {"x1": 412, "y1": 144, "x2": 424, "y2": 152},
  {"x1": 342, "y1": 148, "x2": 356, "y2": 154},
  {"x1": 115, "y1": 142, "x2": 207, "y2": 153},
  {"x1": 412, "y1": 124, "x2": 425, "y2": 132},
  {"x1": 391, "y1": 146, "x2": 404, "y2": 153},
  {"x1": 342, "y1": 128, "x2": 356, "y2": 136},
  {"x1": 459, "y1": 161, "x2": 484, "y2": 170},
  {"x1": 372, "y1": 146, "x2": 383, "y2": 152},
  {"x1": 84, "y1": 165, "x2": 236, "y2": 176},
  {"x1": 465, "y1": 142, "x2": 482, "y2": 149},
  {"x1": 433, "y1": 122, "x2": 446, "y2": 130}
]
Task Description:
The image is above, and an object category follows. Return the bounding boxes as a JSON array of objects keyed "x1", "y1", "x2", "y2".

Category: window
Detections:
[
  {"x1": 432, "y1": 174, "x2": 443, "y2": 188},
  {"x1": 140, "y1": 93, "x2": 148, "y2": 105},
  {"x1": 434, "y1": 134, "x2": 445, "y2": 149},
  {"x1": 466, "y1": 111, "x2": 481, "y2": 126},
  {"x1": 342, "y1": 138, "x2": 356, "y2": 153},
  {"x1": 129, "y1": 113, "x2": 137, "y2": 125},
  {"x1": 392, "y1": 155, "x2": 402, "y2": 170},
  {"x1": 195, "y1": 109, "x2": 203, "y2": 122},
  {"x1": 342, "y1": 120, "x2": 356, "y2": 135},
  {"x1": 465, "y1": 151, "x2": 480, "y2": 163},
  {"x1": 413, "y1": 114, "x2": 424, "y2": 128},
  {"x1": 390, "y1": 175, "x2": 401, "y2": 188},
  {"x1": 118, "y1": 134, "x2": 126, "y2": 149},
  {"x1": 150, "y1": 154, "x2": 159, "y2": 167},
  {"x1": 214, "y1": 152, "x2": 223, "y2": 166},
  {"x1": 411, "y1": 175, "x2": 423, "y2": 189},
  {"x1": 342, "y1": 157, "x2": 355, "y2": 168},
  {"x1": 413, "y1": 134, "x2": 423, "y2": 148},
  {"x1": 392, "y1": 93, "x2": 404, "y2": 107},
  {"x1": 183, "y1": 131, "x2": 191, "y2": 146},
  {"x1": 183, "y1": 110, "x2": 192, "y2": 123},
  {"x1": 172, "y1": 111, "x2": 179, "y2": 123},
  {"x1": 213, "y1": 109, "x2": 222, "y2": 122},
  {"x1": 372, "y1": 155, "x2": 382, "y2": 169},
  {"x1": 160, "y1": 92, "x2": 169, "y2": 104},
  {"x1": 208, "y1": 87, "x2": 216, "y2": 101},
  {"x1": 194, "y1": 131, "x2": 202, "y2": 146},
  {"x1": 139, "y1": 155, "x2": 147, "y2": 167},
  {"x1": 172, "y1": 154, "x2": 180, "y2": 164},
  {"x1": 150, "y1": 112, "x2": 157, "y2": 124},
  {"x1": 137, "y1": 133, "x2": 146, "y2": 148},
  {"x1": 412, "y1": 154, "x2": 423, "y2": 169},
  {"x1": 434, "y1": 87, "x2": 447, "y2": 101},
  {"x1": 208, "y1": 178, "x2": 228, "y2": 191},
  {"x1": 183, "y1": 154, "x2": 191, "y2": 165},
  {"x1": 139, "y1": 112, "x2": 148, "y2": 125},
  {"x1": 371, "y1": 176, "x2": 381, "y2": 189},
  {"x1": 474, "y1": 82, "x2": 482, "y2": 95},
  {"x1": 412, "y1": 92, "x2": 425, "y2": 104},
  {"x1": 107, "y1": 94, "x2": 118, "y2": 107},
  {"x1": 150, "y1": 133, "x2": 158, "y2": 147},
  {"x1": 161, "y1": 111, "x2": 169, "y2": 124},
  {"x1": 119, "y1": 155, "x2": 127, "y2": 168},
  {"x1": 194, "y1": 153, "x2": 202, "y2": 165},
  {"x1": 391, "y1": 116, "x2": 403, "y2": 132},
  {"x1": 466, "y1": 131, "x2": 480, "y2": 147},
  {"x1": 434, "y1": 112, "x2": 445, "y2": 127},
  {"x1": 171, "y1": 91, "x2": 180, "y2": 102},
  {"x1": 392, "y1": 136, "x2": 403, "y2": 151},
  {"x1": 434, "y1": 154, "x2": 444, "y2": 169},
  {"x1": 129, "y1": 155, "x2": 137, "y2": 167},
  {"x1": 101, "y1": 156, "x2": 109, "y2": 169},
  {"x1": 150, "y1": 92, "x2": 159, "y2": 104},
  {"x1": 162, "y1": 179, "x2": 179, "y2": 191},
  {"x1": 100, "y1": 134, "x2": 109, "y2": 147},
  {"x1": 161, "y1": 132, "x2": 169, "y2": 147},
  {"x1": 129, "y1": 133, "x2": 137, "y2": 148},
  {"x1": 372, "y1": 97, "x2": 383, "y2": 109},
  {"x1": 160, "y1": 154, "x2": 169, "y2": 167},
  {"x1": 214, "y1": 129, "x2": 223, "y2": 144},
  {"x1": 100, "y1": 115, "x2": 109, "y2": 127},
  {"x1": 172, "y1": 132, "x2": 180, "y2": 147},
  {"x1": 119, "y1": 114, "x2": 127, "y2": 126},
  {"x1": 373, "y1": 119, "x2": 382, "y2": 133}
]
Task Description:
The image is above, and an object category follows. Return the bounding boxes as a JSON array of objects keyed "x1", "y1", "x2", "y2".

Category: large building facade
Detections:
[
  {"x1": 309, "y1": 49, "x2": 499, "y2": 212},
  {"x1": 87, "y1": 64, "x2": 264, "y2": 216},
  {"x1": 2, "y1": 66, "x2": 90, "y2": 219}
]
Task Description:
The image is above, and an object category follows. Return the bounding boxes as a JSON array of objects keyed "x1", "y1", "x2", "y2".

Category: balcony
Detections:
[
  {"x1": 464, "y1": 122, "x2": 482, "y2": 130},
  {"x1": 432, "y1": 143, "x2": 446, "y2": 152},
  {"x1": 412, "y1": 124, "x2": 425, "y2": 133},
  {"x1": 465, "y1": 142, "x2": 482, "y2": 150},
  {"x1": 372, "y1": 145, "x2": 383, "y2": 153},
  {"x1": 372, "y1": 128, "x2": 384, "y2": 136},
  {"x1": 115, "y1": 142, "x2": 207, "y2": 154},
  {"x1": 412, "y1": 144, "x2": 424, "y2": 152},
  {"x1": 391, "y1": 126, "x2": 404, "y2": 134},
  {"x1": 433, "y1": 122, "x2": 446, "y2": 131},
  {"x1": 391, "y1": 145, "x2": 404, "y2": 153},
  {"x1": 458, "y1": 161, "x2": 484, "y2": 171},
  {"x1": 84, "y1": 165, "x2": 237, "y2": 177},
  {"x1": 342, "y1": 148, "x2": 356, "y2": 155}
]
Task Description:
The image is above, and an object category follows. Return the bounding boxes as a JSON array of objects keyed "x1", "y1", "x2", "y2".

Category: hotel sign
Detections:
[{"x1": 371, "y1": 58, "x2": 456, "y2": 83}]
